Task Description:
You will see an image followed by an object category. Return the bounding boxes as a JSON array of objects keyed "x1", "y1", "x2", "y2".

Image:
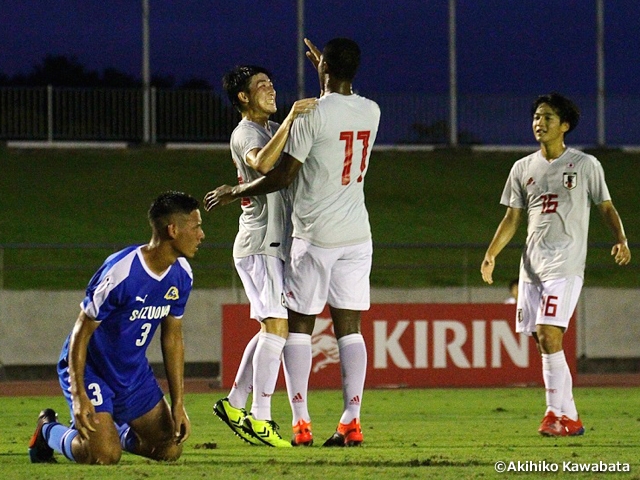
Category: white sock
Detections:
[
  {"x1": 337, "y1": 333, "x2": 367, "y2": 425},
  {"x1": 542, "y1": 351, "x2": 566, "y2": 417},
  {"x1": 561, "y1": 360, "x2": 579, "y2": 420},
  {"x1": 228, "y1": 332, "x2": 260, "y2": 409},
  {"x1": 283, "y1": 333, "x2": 312, "y2": 425},
  {"x1": 250, "y1": 333, "x2": 286, "y2": 420}
]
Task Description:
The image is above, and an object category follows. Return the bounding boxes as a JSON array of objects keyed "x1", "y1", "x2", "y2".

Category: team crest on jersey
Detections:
[
  {"x1": 164, "y1": 286, "x2": 179, "y2": 300},
  {"x1": 563, "y1": 172, "x2": 577, "y2": 190}
]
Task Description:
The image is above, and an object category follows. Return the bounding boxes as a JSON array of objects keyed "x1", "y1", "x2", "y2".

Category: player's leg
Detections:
[
  {"x1": 250, "y1": 317, "x2": 287, "y2": 422},
  {"x1": 225, "y1": 256, "x2": 265, "y2": 410},
  {"x1": 33, "y1": 362, "x2": 124, "y2": 464},
  {"x1": 242, "y1": 316, "x2": 291, "y2": 447},
  {"x1": 533, "y1": 276, "x2": 584, "y2": 436},
  {"x1": 227, "y1": 332, "x2": 259, "y2": 409},
  {"x1": 212, "y1": 256, "x2": 265, "y2": 444},
  {"x1": 128, "y1": 397, "x2": 182, "y2": 461},
  {"x1": 29, "y1": 408, "x2": 121, "y2": 465},
  {"x1": 212, "y1": 330, "x2": 262, "y2": 445},
  {"x1": 283, "y1": 309, "x2": 316, "y2": 445},
  {"x1": 323, "y1": 240, "x2": 371, "y2": 447},
  {"x1": 248, "y1": 255, "x2": 289, "y2": 422},
  {"x1": 229, "y1": 255, "x2": 291, "y2": 446},
  {"x1": 282, "y1": 238, "x2": 335, "y2": 445}
]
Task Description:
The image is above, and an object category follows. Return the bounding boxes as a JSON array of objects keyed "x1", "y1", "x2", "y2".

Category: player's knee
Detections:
[
  {"x1": 536, "y1": 329, "x2": 563, "y2": 354},
  {"x1": 152, "y1": 441, "x2": 183, "y2": 462},
  {"x1": 82, "y1": 442, "x2": 122, "y2": 465}
]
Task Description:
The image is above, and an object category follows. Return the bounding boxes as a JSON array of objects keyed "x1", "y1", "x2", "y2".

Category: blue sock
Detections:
[
  {"x1": 117, "y1": 423, "x2": 137, "y2": 453},
  {"x1": 42, "y1": 423, "x2": 77, "y2": 462}
]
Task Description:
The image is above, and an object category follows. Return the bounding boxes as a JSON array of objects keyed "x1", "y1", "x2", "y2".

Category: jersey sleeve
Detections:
[
  {"x1": 586, "y1": 157, "x2": 612, "y2": 205},
  {"x1": 500, "y1": 162, "x2": 526, "y2": 209},
  {"x1": 231, "y1": 124, "x2": 267, "y2": 167},
  {"x1": 169, "y1": 257, "x2": 194, "y2": 319},
  {"x1": 81, "y1": 264, "x2": 125, "y2": 321},
  {"x1": 284, "y1": 108, "x2": 317, "y2": 164}
]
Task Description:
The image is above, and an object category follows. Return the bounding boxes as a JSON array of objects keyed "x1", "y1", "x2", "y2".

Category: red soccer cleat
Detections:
[
  {"x1": 538, "y1": 411, "x2": 565, "y2": 437},
  {"x1": 560, "y1": 415, "x2": 585, "y2": 436},
  {"x1": 323, "y1": 418, "x2": 363, "y2": 447},
  {"x1": 291, "y1": 419, "x2": 313, "y2": 446}
]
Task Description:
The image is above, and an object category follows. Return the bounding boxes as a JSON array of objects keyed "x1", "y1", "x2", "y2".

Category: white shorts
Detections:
[
  {"x1": 515, "y1": 276, "x2": 583, "y2": 336},
  {"x1": 234, "y1": 254, "x2": 287, "y2": 322},
  {"x1": 284, "y1": 238, "x2": 372, "y2": 315}
]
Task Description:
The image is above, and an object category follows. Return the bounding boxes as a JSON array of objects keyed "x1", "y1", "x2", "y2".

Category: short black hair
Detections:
[
  {"x1": 222, "y1": 65, "x2": 272, "y2": 112},
  {"x1": 323, "y1": 38, "x2": 361, "y2": 81},
  {"x1": 531, "y1": 93, "x2": 581, "y2": 134},
  {"x1": 148, "y1": 191, "x2": 199, "y2": 232}
]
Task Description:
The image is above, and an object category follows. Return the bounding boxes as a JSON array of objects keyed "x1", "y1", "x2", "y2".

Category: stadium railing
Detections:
[{"x1": 2, "y1": 86, "x2": 640, "y2": 146}]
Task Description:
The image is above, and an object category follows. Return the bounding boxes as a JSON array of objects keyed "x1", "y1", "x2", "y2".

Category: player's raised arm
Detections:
[{"x1": 304, "y1": 38, "x2": 321, "y2": 71}]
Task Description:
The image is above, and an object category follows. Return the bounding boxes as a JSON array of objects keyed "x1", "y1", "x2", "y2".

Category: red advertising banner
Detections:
[{"x1": 221, "y1": 304, "x2": 576, "y2": 388}]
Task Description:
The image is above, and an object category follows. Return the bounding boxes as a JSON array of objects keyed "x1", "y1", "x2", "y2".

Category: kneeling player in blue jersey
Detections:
[{"x1": 28, "y1": 191, "x2": 205, "y2": 464}]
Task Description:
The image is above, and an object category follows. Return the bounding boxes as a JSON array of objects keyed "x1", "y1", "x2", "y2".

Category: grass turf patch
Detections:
[{"x1": 2, "y1": 387, "x2": 639, "y2": 479}]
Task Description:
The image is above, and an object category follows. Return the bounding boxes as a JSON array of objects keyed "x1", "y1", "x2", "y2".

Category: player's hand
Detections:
[
  {"x1": 172, "y1": 406, "x2": 191, "y2": 445},
  {"x1": 72, "y1": 393, "x2": 98, "y2": 440},
  {"x1": 304, "y1": 38, "x2": 321, "y2": 70},
  {"x1": 203, "y1": 185, "x2": 236, "y2": 211},
  {"x1": 286, "y1": 97, "x2": 318, "y2": 121},
  {"x1": 480, "y1": 254, "x2": 496, "y2": 284},
  {"x1": 611, "y1": 242, "x2": 631, "y2": 265}
]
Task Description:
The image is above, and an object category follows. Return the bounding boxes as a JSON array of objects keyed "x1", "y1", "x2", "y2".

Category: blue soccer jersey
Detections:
[{"x1": 59, "y1": 245, "x2": 193, "y2": 391}]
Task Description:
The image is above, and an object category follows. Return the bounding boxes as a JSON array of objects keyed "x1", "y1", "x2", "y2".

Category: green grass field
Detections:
[
  {"x1": 1, "y1": 146, "x2": 639, "y2": 289},
  {"x1": 1, "y1": 388, "x2": 639, "y2": 479}
]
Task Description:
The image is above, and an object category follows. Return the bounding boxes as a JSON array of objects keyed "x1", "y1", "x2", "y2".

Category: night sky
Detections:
[{"x1": 2, "y1": 0, "x2": 640, "y2": 96}]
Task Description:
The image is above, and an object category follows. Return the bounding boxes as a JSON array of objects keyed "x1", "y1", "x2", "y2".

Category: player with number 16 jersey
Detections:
[{"x1": 501, "y1": 147, "x2": 610, "y2": 284}]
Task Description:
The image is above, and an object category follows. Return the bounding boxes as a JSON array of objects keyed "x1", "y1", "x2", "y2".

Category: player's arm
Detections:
[
  {"x1": 303, "y1": 38, "x2": 324, "y2": 95},
  {"x1": 67, "y1": 310, "x2": 101, "y2": 440},
  {"x1": 480, "y1": 207, "x2": 524, "y2": 284},
  {"x1": 246, "y1": 98, "x2": 317, "y2": 175},
  {"x1": 204, "y1": 153, "x2": 303, "y2": 210},
  {"x1": 160, "y1": 314, "x2": 190, "y2": 444},
  {"x1": 597, "y1": 200, "x2": 631, "y2": 265}
]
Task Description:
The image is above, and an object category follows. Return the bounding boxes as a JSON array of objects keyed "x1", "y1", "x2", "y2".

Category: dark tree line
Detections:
[{"x1": 0, "y1": 55, "x2": 212, "y2": 89}]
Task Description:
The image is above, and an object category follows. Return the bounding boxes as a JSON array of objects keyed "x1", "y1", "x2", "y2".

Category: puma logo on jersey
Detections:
[{"x1": 135, "y1": 295, "x2": 148, "y2": 303}]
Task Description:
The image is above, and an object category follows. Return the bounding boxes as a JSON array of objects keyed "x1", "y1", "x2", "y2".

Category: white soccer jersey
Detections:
[
  {"x1": 500, "y1": 147, "x2": 611, "y2": 282},
  {"x1": 230, "y1": 119, "x2": 291, "y2": 260},
  {"x1": 284, "y1": 92, "x2": 380, "y2": 248}
]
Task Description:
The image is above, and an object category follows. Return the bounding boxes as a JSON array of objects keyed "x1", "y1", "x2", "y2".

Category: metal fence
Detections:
[{"x1": 2, "y1": 86, "x2": 640, "y2": 146}]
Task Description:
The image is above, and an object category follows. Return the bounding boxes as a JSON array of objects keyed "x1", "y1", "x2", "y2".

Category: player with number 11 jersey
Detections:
[{"x1": 284, "y1": 92, "x2": 380, "y2": 248}]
